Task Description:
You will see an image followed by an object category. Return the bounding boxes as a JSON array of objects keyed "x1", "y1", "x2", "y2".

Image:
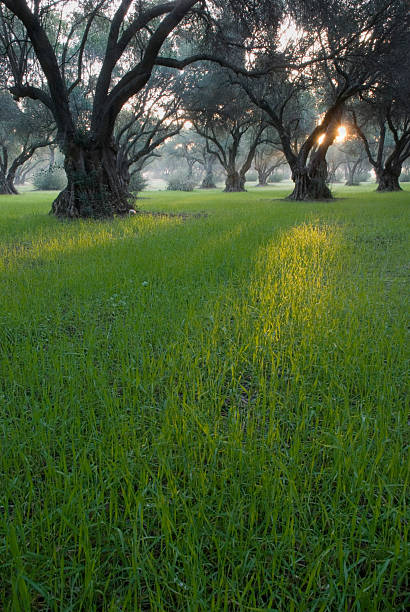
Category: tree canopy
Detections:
[{"x1": 0, "y1": 0, "x2": 408, "y2": 214}]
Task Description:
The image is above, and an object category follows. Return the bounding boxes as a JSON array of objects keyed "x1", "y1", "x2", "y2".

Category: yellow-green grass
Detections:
[{"x1": 0, "y1": 186, "x2": 409, "y2": 610}]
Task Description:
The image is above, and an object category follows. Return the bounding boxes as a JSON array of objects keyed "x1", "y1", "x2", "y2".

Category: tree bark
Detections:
[
  {"x1": 224, "y1": 170, "x2": 245, "y2": 192},
  {"x1": 201, "y1": 168, "x2": 216, "y2": 188},
  {"x1": 376, "y1": 168, "x2": 402, "y2": 191},
  {"x1": 0, "y1": 174, "x2": 18, "y2": 195},
  {"x1": 288, "y1": 160, "x2": 332, "y2": 201},
  {"x1": 256, "y1": 168, "x2": 270, "y2": 186},
  {"x1": 51, "y1": 141, "x2": 132, "y2": 218}
]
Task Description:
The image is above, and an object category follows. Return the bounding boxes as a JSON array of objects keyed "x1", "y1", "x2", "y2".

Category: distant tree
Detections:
[
  {"x1": 238, "y1": 0, "x2": 407, "y2": 200},
  {"x1": 254, "y1": 145, "x2": 286, "y2": 186},
  {"x1": 0, "y1": 93, "x2": 52, "y2": 194},
  {"x1": 115, "y1": 74, "x2": 183, "y2": 192},
  {"x1": 326, "y1": 155, "x2": 344, "y2": 184},
  {"x1": 160, "y1": 132, "x2": 204, "y2": 183},
  {"x1": 195, "y1": 113, "x2": 266, "y2": 192},
  {"x1": 199, "y1": 149, "x2": 218, "y2": 189},
  {"x1": 337, "y1": 137, "x2": 370, "y2": 186},
  {"x1": 14, "y1": 157, "x2": 43, "y2": 186},
  {"x1": 183, "y1": 68, "x2": 266, "y2": 192},
  {"x1": 155, "y1": 130, "x2": 220, "y2": 188},
  {"x1": 350, "y1": 35, "x2": 410, "y2": 192},
  {"x1": 352, "y1": 107, "x2": 410, "y2": 191}
]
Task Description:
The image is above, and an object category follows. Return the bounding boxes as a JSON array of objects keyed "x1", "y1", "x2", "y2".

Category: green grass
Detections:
[{"x1": 0, "y1": 185, "x2": 409, "y2": 611}]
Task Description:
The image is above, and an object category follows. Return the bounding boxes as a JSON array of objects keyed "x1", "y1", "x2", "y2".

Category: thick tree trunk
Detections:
[
  {"x1": 288, "y1": 161, "x2": 332, "y2": 201},
  {"x1": 5, "y1": 167, "x2": 19, "y2": 195},
  {"x1": 201, "y1": 167, "x2": 216, "y2": 189},
  {"x1": 256, "y1": 168, "x2": 270, "y2": 186},
  {"x1": 224, "y1": 170, "x2": 246, "y2": 192},
  {"x1": 376, "y1": 169, "x2": 402, "y2": 192},
  {"x1": 0, "y1": 174, "x2": 18, "y2": 195},
  {"x1": 51, "y1": 142, "x2": 132, "y2": 218},
  {"x1": 116, "y1": 150, "x2": 131, "y2": 192}
]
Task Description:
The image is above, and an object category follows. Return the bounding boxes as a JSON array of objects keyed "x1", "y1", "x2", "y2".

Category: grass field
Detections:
[{"x1": 0, "y1": 186, "x2": 409, "y2": 610}]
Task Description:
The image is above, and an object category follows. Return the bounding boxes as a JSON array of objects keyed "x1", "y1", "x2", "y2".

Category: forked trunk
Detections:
[
  {"x1": 224, "y1": 170, "x2": 246, "y2": 192},
  {"x1": 376, "y1": 169, "x2": 402, "y2": 192},
  {"x1": 256, "y1": 168, "x2": 270, "y2": 186},
  {"x1": 51, "y1": 142, "x2": 132, "y2": 218},
  {"x1": 345, "y1": 160, "x2": 361, "y2": 186},
  {"x1": 288, "y1": 160, "x2": 332, "y2": 201}
]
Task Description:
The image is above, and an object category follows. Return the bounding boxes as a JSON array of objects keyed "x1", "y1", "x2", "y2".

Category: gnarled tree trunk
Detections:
[
  {"x1": 376, "y1": 168, "x2": 402, "y2": 192},
  {"x1": 0, "y1": 149, "x2": 18, "y2": 194},
  {"x1": 224, "y1": 170, "x2": 246, "y2": 192},
  {"x1": 288, "y1": 159, "x2": 332, "y2": 201},
  {"x1": 51, "y1": 141, "x2": 132, "y2": 218},
  {"x1": 4, "y1": 164, "x2": 20, "y2": 195}
]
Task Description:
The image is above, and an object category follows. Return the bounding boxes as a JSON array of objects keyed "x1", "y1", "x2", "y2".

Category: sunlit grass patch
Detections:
[{"x1": 0, "y1": 187, "x2": 409, "y2": 610}]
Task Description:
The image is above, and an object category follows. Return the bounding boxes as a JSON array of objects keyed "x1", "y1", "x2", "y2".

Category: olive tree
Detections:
[
  {"x1": 237, "y1": 0, "x2": 406, "y2": 200},
  {"x1": 0, "y1": 92, "x2": 52, "y2": 194},
  {"x1": 0, "y1": 0, "x2": 281, "y2": 217},
  {"x1": 115, "y1": 72, "x2": 183, "y2": 189}
]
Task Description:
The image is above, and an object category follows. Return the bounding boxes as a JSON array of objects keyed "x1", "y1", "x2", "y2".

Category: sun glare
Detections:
[
  {"x1": 318, "y1": 125, "x2": 347, "y2": 146},
  {"x1": 336, "y1": 125, "x2": 347, "y2": 143}
]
